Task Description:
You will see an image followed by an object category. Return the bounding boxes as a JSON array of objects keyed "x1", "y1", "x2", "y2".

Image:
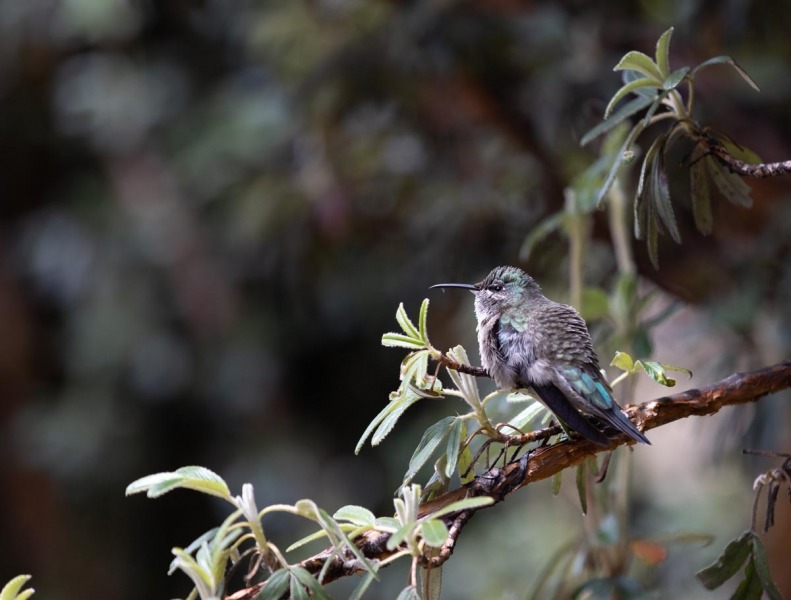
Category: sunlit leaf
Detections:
[
  {"x1": 610, "y1": 351, "x2": 634, "y2": 372},
  {"x1": 396, "y1": 302, "x2": 420, "y2": 340},
  {"x1": 751, "y1": 534, "x2": 784, "y2": 600},
  {"x1": 381, "y1": 332, "x2": 425, "y2": 349},
  {"x1": 333, "y1": 505, "x2": 376, "y2": 527},
  {"x1": 126, "y1": 466, "x2": 231, "y2": 501},
  {"x1": 655, "y1": 27, "x2": 674, "y2": 78},
  {"x1": 690, "y1": 160, "x2": 713, "y2": 234},
  {"x1": 580, "y1": 95, "x2": 655, "y2": 146},
  {"x1": 418, "y1": 299, "x2": 430, "y2": 344},
  {"x1": 371, "y1": 389, "x2": 420, "y2": 447},
  {"x1": 404, "y1": 417, "x2": 456, "y2": 484},
  {"x1": 696, "y1": 531, "x2": 753, "y2": 590},
  {"x1": 0, "y1": 576, "x2": 34, "y2": 600},
  {"x1": 613, "y1": 51, "x2": 664, "y2": 82},
  {"x1": 604, "y1": 78, "x2": 661, "y2": 119},
  {"x1": 420, "y1": 519, "x2": 449, "y2": 548},
  {"x1": 691, "y1": 55, "x2": 760, "y2": 91}
]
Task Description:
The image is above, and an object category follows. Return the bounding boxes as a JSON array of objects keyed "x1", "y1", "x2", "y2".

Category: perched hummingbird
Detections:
[{"x1": 431, "y1": 266, "x2": 649, "y2": 447}]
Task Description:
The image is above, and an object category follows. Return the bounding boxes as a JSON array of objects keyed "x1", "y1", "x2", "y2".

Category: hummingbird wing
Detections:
[{"x1": 529, "y1": 382, "x2": 613, "y2": 446}]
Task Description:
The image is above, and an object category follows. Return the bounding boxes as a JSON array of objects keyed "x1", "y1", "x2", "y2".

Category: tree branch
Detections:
[
  {"x1": 231, "y1": 360, "x2": 791, "y2": 598},
  {"x1": 710, "y1": 145, "x2": 791, "y2": 178}
]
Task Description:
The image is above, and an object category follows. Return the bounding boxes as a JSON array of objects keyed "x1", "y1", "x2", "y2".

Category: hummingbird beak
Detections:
[{"x1": 429, "y1": 282, "x2": 479, "y2": 292}]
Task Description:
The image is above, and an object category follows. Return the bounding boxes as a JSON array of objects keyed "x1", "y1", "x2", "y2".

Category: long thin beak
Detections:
[{"x1": 429, "y1": 283, "x2": 478, "y2": 291}]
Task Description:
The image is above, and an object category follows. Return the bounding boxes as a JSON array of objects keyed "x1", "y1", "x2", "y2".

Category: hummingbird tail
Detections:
[
  {"x1": 532, "y1": 384, "x2": 612, "y2": 447},
  {"x1": 603, "y1": 409, "x2": 651, "y2": 445}
]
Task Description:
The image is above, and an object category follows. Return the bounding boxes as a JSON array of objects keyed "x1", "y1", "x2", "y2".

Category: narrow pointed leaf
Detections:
[
  {"x1": 444, "y1": 418, "x2": 464, "y2": 478},
  {"x1": 426, "y1": 496, "x2": 494, "y2": 520},
  {"x1": 576, "y1": 462, "x2": 588, "y2": 515},
  {"x1": 292, "y1": 567, "x2": 332, "y2": 600},
  {"x1": 655, "y1": 27, "x2": 674, "y2": 78},
  {"x1": 396, "y1": 303, "x2": 420, "y2": 339},
  {"x1": 519, "y1": 212, "x2": 564, "y2": 261},
  {"x1": 396, "y1": 586, "x2": 421, "y2": 600},
  {"x1": 420, "y1": 519, "x2": 449, "y2": 548},
  {"x1": 639, "y1": 361, "x2": 679, "y2": 386},
  {"x1": 457, "y1": 437, "x2": 475, "y2": 485},
  {"x1": 418, "y1": 299, "x2": 430, "y2": 343},
  {"x1": 356, "y1": 388, "x2": 420, "y2": 453},
  {"x1": 580, "y1": 94, "x2": 654, "y2": 146},
  {"x1": 597, "y1": 121, "x2": 646, "y2": 207},
  {"x1": 663, "y1": 66, "x2": 690, "y2": 90},
  {"x1": 646, "y1": 208, "x2": 660, "y2": 268},
  {"x1": 551, "y1": 471, "x2": 563, "y2": 496},
  {"x1": 696, "y1": 531, "x2": 753, "y2": 590},
  {"x1": 404, "y1": 417, "x2": 456, "y2": 484},
  {"x1": 614, "y1": 51, "x2": 664, "y2": 82},
  {"x1": 652, "y1": 149, "x2": 682, "y2": 244},
  {"x1": 508, "y1": 400, "x2": 546, "y2": 432},
  {"x1": 731, "y1": 559, "x2": 763, "y2": 600},
  {"x1": 350, "y1": 570, "x2": 379, "y2": 600},
  {"x1": 0, "y1": 576, "x2": 34, "y2": 600},
  {"x1": 382, "y1": 333, "x2": 425, "y2": 349},
  {"x1": 604, "y1": 78, "x2": 661, "y2": 119},
  {"x1": 705, "y1": 156, "x2": 752, "y2": 207},
  {"x1": 691, "y1": 56, "x2": 760, "y2": 91},
  {"x1": 690, "y1": 161, "x2": 713, "y2": 234},
  {"x1": 126, "y1": 466, "x2": 231, "y2": 501},
  {"x1": 257, "y1": 569, "x2": 291, "y2": 600},
  {"x1": 420, "y1": 565, "x2": 443, "y2": 600},
  {"x1": 751, "y1": 534, "x2": 784, "y2": 600}
]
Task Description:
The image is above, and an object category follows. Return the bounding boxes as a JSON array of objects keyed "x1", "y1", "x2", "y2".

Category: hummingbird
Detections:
[{"x1": 431, "y1": 265, "x2": 649, "y2": 447}]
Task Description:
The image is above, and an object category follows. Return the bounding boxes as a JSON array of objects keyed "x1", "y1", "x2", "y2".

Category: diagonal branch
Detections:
[{"x1": 230, "y1": 360, "x2": 791, "y2": 599}]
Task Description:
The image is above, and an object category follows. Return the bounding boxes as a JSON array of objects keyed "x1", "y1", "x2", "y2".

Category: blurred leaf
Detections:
[
  {"x1": 575, "y1": 462, "x2": 588, "y2": 515},
  {"x1": 731, "y1": 559, "x2": 763, "y2": 600},
  {"x1": 751, "y1": 534, "x2": 784, "y2": 600},
  {"x1": 444, "y1": 418, "x2": 464, "y2": 478},
  {"x1": 631, "y1": 539, "x2": 668, "y2": 566},
  {"x1": 690, "y1": 160, "x2": 713, "y2": 234},
  {"x1": 126, "y1": 466, "x2": 232, "y2": 501},
  {"x1": 291, "y1": 566, "x2": 331, "y2": 600},
  {"x1": 655, "y1": 27, "x2": 674, "y2": 78},
  {"x1": 705, "y1": 156, "x2": 752, "y2": 207},
  {"x1": 395, "y1": 586, "x2": 421, "y2": 600},
  {"x1": 420, "y1": 519, "x2": 449, "y2": 548},
  {"x1": 610, "y1": 351, "x2": 634, "y2": 372},
  {"x1": 580, "y1": 286, "x2": 610, "y2": 320},
  {"x1": 426, "y1": 496, "x2": 494, "y2": 520},
  {"x1": 613, "y1": 51, "x2": 664, "y2": 82},
  {"x1": 387, "y1": 522, "x2": 412, "y2": 551},
  {"x1": 375, "y1": 516, "x2": 401, "y2": 531},
  {"x1": 333, "y1": 505, "x2": 376, "y2": 527},
  {"x1": 691, "y1": 56, "x2": 760, "y2": 91},
  {"x1": 663, "y1": 66, "x2": 690, "y2": 90},
  {"x1": 604, "y1": 78, "x2": 661, "y2": 119},
  {"x1": 286, "y1": 528, "x2": 332, "y2": 553},
  {"x1": 0, "y1": 576, "x2": 34, "y2": 600},
  {"x1": 404, "y1": 417, "x2": 456, "y2": 485},
  {"x1": 551, "y1": 471, "x2": 563, "y2": 496},
  {"x1": 349, "y1": 570, "x2": 378, "y2": 600},
  {"x1": 508, "y1": 400, "x2": 547, "y2": 432},
  {"x1": 396, "y1": 302, "x2": 421, "y2": 340},
  {"x1": 597, "y1": 121, "x2": 646, "y2": 207},
  {"x1": 519, "y1": 212, "x2": 564, "y2": 262},
  {"x1": 382, "y1": 333, "x2": 425, "y2": 349},
  {"x1": 580, "y1": 95, "x2": 654, "y2": 146},
  {"x1": 696, "y1": 531, "x2": 753, "y2": 590},
  {"x1": 420, "y1": 565, "x2": 442, "y2": 600},
  {"x1": 258, "y1": 569, "x2": 291, "y2": 600}
]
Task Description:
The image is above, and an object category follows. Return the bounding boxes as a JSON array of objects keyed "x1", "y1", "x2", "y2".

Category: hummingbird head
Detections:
[{"x1": 431, "y1": 266, "x2": 542, "y2": 321}]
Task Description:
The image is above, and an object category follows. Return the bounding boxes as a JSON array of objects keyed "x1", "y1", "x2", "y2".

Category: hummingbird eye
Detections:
[{"x1": 489, "y1": 284, "x2": 504, "y2": 292}]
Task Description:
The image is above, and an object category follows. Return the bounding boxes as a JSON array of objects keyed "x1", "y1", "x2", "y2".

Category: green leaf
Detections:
[
  {"x1": 663, "y1": 66, "x2": 690, "y2": 90},
  {"x1": 655, "y1": 27, "x2": 674, "y2": 78},
  {"x1": 396, "y1": 586, "x2": 421, "y2": 600},
  {"x1": 519, "y1": 212, "x2": 564, "y2": 262},
  {"x1": 426, "y1": 496, "x2": 494, "y2": 520},
  {"x1": 610, "y1": 351, "x2": 634, "y2": 372},
  {"x1": 580, "y1": 94, "x2": 655, "y2": 146},
  {"x1": 381, "y1": 332, "x2": 425, "y2": 349},
  {"x1": 126, "y1": 466, "x2": 232, "y2": 501},
  {"x1": 355, "y1": 387, "x2": 421, "y2": 453},
  {"x1": 387, "y1": 522, "x2": 413, "y2": 551},
  {"x1": 404, "y1": 417, "x2": 456, "y2": 484},
  {"x1": 638, "y1": 361, "x2": 682, "y2": 386},
  {"x1": 291, "y1": 567, "x2": 332, "y2": 600},
  {"x1": 333, "y1": 505, "x2": 376, "y2": 527},
  {"x1": 646, "y1": 205, "x2": 660, "y2": 268},
  {"x1": 507, "y1": 400, "x2": 546, "y2": 433},
  {"x1": 751, "y1": 534, "x2": 784, "y2": 600},
  {"x1": 651, "y1": 147, "x2": 681, "y2": 244},
  {"x1": 691, "y1": 56, "x2": 760, "y2": 91},
  {"x1": 420, "y1": 519, "x2": 449, "y2": 548},
  {"x1": 690, "y1": 160, "x2": 713, "y2": 234},
  {"x1": 705, "y1": 156, "x2": 752, "y2": 207},
  {"x1": 290, "y1": 569, "x2": 310, "y2": 600},
  {"x1": 604, "y1": 78, "x2": 662, "y2": 119},
  {"x1": 350, "y1": 570, "x2": 379, "y2": 600},
  {"x1": 614, "y1": 51, "x2": 664, "y2": 82},
  {"x1": 396, "y1": 302, "x2": 421, "y2": 340},
  {"x1": 597, "y1": 120, "x2": 646, "y2": 207},
  {"x1": 420, "y1": 565, "x2": 443, "y2": 600},
  {"x1": 444, "y1": 418, "x2": 464, "y2": 478},
  {"x1": 286, "y1": 528, "x2": 331, "y2": 552},
  {"x1": 457, "y1": 437, "x2": 475, "y2": 485},
  {"x1": 0, "y1": 576, "x2": 34, "y2": 600},
  {"x1": 551, "y1": 471, "x2": 562, "y2": 496},
  {"x1": 731, "y1": 559, "x2": 763, "y2": 600},
  {"x1": 418, "y1": 299, "x2": 430, "y2": 344},
  {"x1": 257, "y1": 569, "x2": 291, "y2": 600},
  {"x1": 580, "y1": 286, "x2": 610, "y2": 321},
  {"x1": 696, "y1": 531, "x2": 753, "y2": 590},
  {"x1": 575, "y1": 462, "x2": 588, "y2": 515},
  {"x1": 375, "y1": 516, "x2": 401, "y2": 531}
]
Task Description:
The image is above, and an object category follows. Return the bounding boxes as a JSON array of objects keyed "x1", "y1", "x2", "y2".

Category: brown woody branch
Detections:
[
  {"x1": 229, "y1": 360, "x2": 791, "y2": 599},
  {"x1": 710, "y1": 145, "x2": 791, "y2": 178}
]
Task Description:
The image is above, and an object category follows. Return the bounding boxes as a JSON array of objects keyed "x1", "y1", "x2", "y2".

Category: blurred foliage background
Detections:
[{"x1": 1, "y1": 1, "x2": 790, "y2": 598}]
